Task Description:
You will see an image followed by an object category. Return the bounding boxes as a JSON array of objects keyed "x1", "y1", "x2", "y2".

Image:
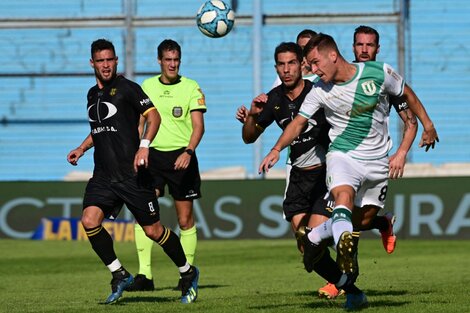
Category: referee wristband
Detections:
[{"x1": 139, "y1": 139, "x2": 150, "y2": 148}]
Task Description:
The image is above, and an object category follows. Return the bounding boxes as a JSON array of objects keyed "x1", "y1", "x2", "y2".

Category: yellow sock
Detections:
[
  {"x1": 134, "y1": 223, "x2": 154, "y2": 279},
  {"x1": 180, "y1": 225, "x2": 197, "y2": 265}
]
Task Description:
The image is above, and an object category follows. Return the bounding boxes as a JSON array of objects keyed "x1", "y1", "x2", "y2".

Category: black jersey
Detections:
[
  {"x1": 87, "y1": 75, "x2": 155, "y2": 182},
  {"x1": 256, "y1": 80, "x2": 330, "y2": 167}
]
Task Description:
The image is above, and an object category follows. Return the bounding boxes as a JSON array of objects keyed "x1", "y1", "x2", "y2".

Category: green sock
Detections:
[
  {"x1": 134, "y1": 223, "x2": 154, "y2": 279},
  {"x1": 180, "y1": 225, "x2": 197, "y2": 265}
]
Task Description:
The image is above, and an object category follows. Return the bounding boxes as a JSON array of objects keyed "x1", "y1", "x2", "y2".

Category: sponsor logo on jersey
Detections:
[
  {"x1": 172, "y1": 106, "x2": 183, "y2": 117},
  {"x1": 110, "y1": 88, "x2": 117, "y2": 96},
  {"x1": 88, "y1": 101, "x2": 117, "y2": 122},
  {"x1": 140, "y1": 98, "x2": 151, "y2": 106}
]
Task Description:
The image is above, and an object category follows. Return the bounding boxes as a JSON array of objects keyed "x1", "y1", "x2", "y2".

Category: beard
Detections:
[{"x1": 95, "y1": 68, "x2": 117, "y2": 86}]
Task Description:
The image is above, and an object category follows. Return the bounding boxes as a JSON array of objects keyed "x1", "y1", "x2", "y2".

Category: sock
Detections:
[
  {"x1": 180, "y1": 225, "x2": 197, "y2": 265},
  {"x1": 312, "y1": 247, "x2": 342, "y2": 283},
  {"x1": 84, "y1": 225, "x2": 118, "y2": 269},
  {"x1": 156, "y1": 225, "x2": 188, "y2": 269},
  {"x1": 307, "y1": 219, "x2": 333, "y2": 245},
  {"x1": 134, "y1": 223, "x2": 154, "y2": 279},
  {"x1": 370, "y1": 215, "x2": 388, "y2": 232},
  {"x1": 111, "y1": 266, "x2": 130, "y2": 278},
  {"x1": 331, "y1": 205, "x2": 353, "y2": 246}
]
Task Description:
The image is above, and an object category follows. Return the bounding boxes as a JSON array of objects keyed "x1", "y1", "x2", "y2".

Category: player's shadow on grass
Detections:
[
  {"x1": 118, "y1": 295, "x2": 176, "y2": 304},
  {"x1": 296, "y1": 289, "x2": 411, "y2": 309}
]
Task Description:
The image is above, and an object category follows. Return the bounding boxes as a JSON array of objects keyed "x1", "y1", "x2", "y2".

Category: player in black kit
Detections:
[
  {"x1": 237, "y1": 42, "x2": 361, "y2": 296},
  {"x1": 67, "y1": 39, "x2": 199, "y2": 305}
]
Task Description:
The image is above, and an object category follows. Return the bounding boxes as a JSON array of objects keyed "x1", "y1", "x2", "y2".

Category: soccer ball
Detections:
[{"x1": 196, "y1": 0, "x2": 235, "y2": 38}]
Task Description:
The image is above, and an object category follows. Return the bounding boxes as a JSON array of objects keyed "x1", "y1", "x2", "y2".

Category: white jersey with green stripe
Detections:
[{"x1": 298, "y1": 61, "x2": 405, "y2": 160}]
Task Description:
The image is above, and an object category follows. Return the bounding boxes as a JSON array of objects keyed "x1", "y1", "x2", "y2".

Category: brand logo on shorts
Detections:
[{"x1": 172, "y1": 106, "x2": 183, "y2": 117}]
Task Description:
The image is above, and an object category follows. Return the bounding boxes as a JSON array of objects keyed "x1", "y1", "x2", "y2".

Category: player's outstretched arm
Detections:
[
  {"x1": 402, "y1": 84, "x2": 439, "y2": 151},
  {"x1": 258, "y1": 114, "x2": 307, "y2": 174},
  {"x1": 67, "y1": 133, "x2": 93, "y2": 166}
]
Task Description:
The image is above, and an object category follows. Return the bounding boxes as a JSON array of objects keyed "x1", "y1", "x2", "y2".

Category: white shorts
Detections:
[{"x1": 326, "y1": 151, "x2": 389, "y2": 208}]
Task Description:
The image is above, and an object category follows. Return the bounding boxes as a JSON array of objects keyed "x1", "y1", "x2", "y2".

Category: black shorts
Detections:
[
  {"x1": 148, "y1": 147, "x2": 202, "y2": 201},
  {"x1": 83, "y1": 174, "x2": 160, "y2": 226},
  {"x1": 283, "y1": 165, "x2": 331, "y2": 222}
]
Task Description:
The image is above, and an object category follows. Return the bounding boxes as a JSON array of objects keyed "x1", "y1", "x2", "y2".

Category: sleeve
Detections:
[
  {"x1": 298, "y1": 86, "x2": 321, "y2": 119},
  {"x1": 189, "y1": 80, "x2": 207, "y2": 113},
  {"x1": 389, "y1": 94, "x2": 409, "y2": 113},
  {"x1": 255, "y1": 90, "x2": 276, "y2": 130},
  {"x1": 383, "y1": 63, "x2": 405, "y2": 97},
  {"x1": 127, "y1": 80, "x2": 155, "y2": 115}
]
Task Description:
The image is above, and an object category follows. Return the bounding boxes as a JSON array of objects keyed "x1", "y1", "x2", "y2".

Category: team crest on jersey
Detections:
[
  {"x1": 173, "y1": 106, "x2": 183, "y2": 117},
  {"x1": 361, "y1": 80, "x2": 376, "y2": 96},
  {"x1": 110, "y1": 88, "x2": 117, "y2": 96}
]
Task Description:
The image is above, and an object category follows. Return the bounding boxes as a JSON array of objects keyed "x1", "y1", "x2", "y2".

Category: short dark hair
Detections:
[
  {"x1": 303, "y1": 33, "x2": 339, "y2": 56},
  {"x1": 90, "y1": 39, "x2": 115, "y2": 58},
  {"x1": 157, "y1": 39, "x2": 181, "y2": 59},
  {"x1": 296, "y1": 29, "x2": 317, "y2": 43},
  {"x1": 274, "y1": 42, "x2": 303, "y2": 63},
  {"x1": 353, "y1": 25, "x2": 380, "y2": 45}
]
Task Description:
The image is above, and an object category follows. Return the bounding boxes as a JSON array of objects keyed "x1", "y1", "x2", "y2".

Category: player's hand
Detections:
[
  {"x1": 67, "y1": 147, "x2": 84, "y2": 166},
  {"x1": 249, "y1": 93, "x2": 268, "y2": 115},
  {"x1": 235, "y1": 105, "x2": 248, "y2": 123},
  {"x1": 389, "y1": 151, "x2": 406, "y2": 179},
  {"x1": 258, "y1": 148, "x2": 281, "y2": 174},
  {"x1": 174, "y1": 151, "x2": 191, "y2": 170},
  {"x1": 418, "y1": 125, "x2": 439, "y2": 152},
  {"x1": 134, "y1": 147, "x2": 149, "y2": 172}
]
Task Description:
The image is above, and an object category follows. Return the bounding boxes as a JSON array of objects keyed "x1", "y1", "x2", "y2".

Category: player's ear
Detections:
[
  {"x1": 89, "y1": 58, "x2": 94, "y2": 68},
  {"x1": 377, "y1": 44, "x2": 381, "y2": 55},
  {"x1": 329, "y1": 50, "x2": 338, "y2": 63}
]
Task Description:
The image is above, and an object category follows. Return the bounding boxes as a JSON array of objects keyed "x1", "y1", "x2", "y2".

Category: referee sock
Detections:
[
  {"x1": 84, "y1": 225, "x2": 118, "y2": 270},
  {"x1": 156, "y1": 225, "x2": 189, "y2": 271},
  {"x1": 134, "y1": 223, "x2": 154, "y2": 279},
  {"x1": 180, "y1": 225, "x2": 197, "y2": 265},
  {"x1": 331, "y1": 205, "x2": 353, "y2": 246}
]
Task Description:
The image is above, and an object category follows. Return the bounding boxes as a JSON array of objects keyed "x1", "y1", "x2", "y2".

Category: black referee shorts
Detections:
[{"x1": 148, "y1": 147, "x2": 202, "y2": 201}]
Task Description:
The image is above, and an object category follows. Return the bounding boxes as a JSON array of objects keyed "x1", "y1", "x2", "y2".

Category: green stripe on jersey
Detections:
[{"x1": 330, "y1": 62, "x2": 384, "y2": 153}]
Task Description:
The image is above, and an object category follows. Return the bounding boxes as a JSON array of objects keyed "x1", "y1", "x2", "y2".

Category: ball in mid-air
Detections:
[{"x1": 196, "y1": 0, "x2": 235, "y2": 38}]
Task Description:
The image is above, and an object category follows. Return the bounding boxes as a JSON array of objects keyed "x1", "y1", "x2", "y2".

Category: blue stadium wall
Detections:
[{"x1": 0, "y1": 0, "x2": 469, "y2": 180}]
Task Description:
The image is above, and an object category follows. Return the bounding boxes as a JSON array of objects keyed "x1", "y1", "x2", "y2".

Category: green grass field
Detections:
[{"x1": 0, "y1": 238, "x2": 469, "y2": 313}]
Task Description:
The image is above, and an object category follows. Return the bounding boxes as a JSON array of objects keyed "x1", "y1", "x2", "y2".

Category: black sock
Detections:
[
  {"x1": 313, "y1": 248, "x2": 342, "y2": 283},
  {"x1": 370, "y1": 215, "x2": 388, "y2": 232},
  {"x1": 112, "y1": 266, "x2": 129, "y2": 278},
  {"x1": 156, "y1": 225, "x2": 187, "y2": 267},
  {"x1": 84, "y1": 225, "x2": 117, "y2": 266}
]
